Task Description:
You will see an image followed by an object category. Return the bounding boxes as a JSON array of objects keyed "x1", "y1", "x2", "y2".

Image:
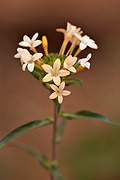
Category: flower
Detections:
[
  {"x1": 78, "y1": 53, "x2": 92, "y2": 69},
  {"x1": 21, "y1": 49, "x2": 43, "y2": 72},
  {"x1": 56, "y1": 22, "x2": 81, "y2": 40},
  {"x1": 19, "y1": 33, "x2": 42, "y2": 48},
  {"x1": 74, "y1": 33, "x2": 98, "y2": 50},
  {"x1": 64, "y1": 55, "x2": 77, "y2": 73},
  {"x1": 49, "y1": 81, "x2": 71, "y2": 104},
  {"x1": 42, "y1": 59, "x2": 70, "y2": 86}
]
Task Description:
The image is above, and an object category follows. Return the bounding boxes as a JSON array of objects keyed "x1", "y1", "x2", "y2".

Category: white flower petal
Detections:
[
  {"x1": 53, "y1": 76, "x2": 61, "y2": 86},
  {"x1": 32, "y1": 40, "x2": 42, "y2": 47},
  {"x1": 17, "y1": 48, "x2": 23, "y2": 53},
  {"x1": 49, "y1": 92, "x2": 57, "y2": 99},
  {"x1": 53, "y1": 59, "x2": 61, "y2": 72},
  {"x1": 80, "y1": 42, "x2": 87, "y2": 50},
  {"x1": 88, "y1": 42, "x2": 98, "y2": 49},
  {"x1": 63, "y1": 62, "x2": 68, "y2": 69},
  {"x1": 23, "y1": 35, "x2": 31, "y2": 44},
  {"x1": 85, "y1": 62, "x2": 90, "y2": 69},
  {"x1": 82, "y1": 35, "x2": 90, "y2": 42},
  {"x1": 19, "y1": 41, "x2": 31, "y2": 47},
  {"x1": 68, "y1": 66, "x2": 76, "y2": 73},
  {"x1": 87, "y1": 53, "x2": 92, "y2": 60},
  {"x1": 32, "y1": 53, "x2": 43, "y2": 61},
  {"x1": 42, "y1": 74, "x2": 53, "y2": 82},
  {"x1": 58, "y1": 70, "x2": 70, "y2": 77},
  {"x1": 28, "y1": 63, "x2": 34, "y2": 72},
  {"x1": 14, "y1": 53, "x2": 20, "y2": 58},
  {"x1": 42, "y1": 64, "x2": 53, "y2": 74},
  {"x1": 22, "y1": 63, "x2": 27, "y2": 71},
  {"x1": 21, "y1": 49, "x2": 32, "y2": 63},
  {"x1": 58, "y1": 95, "x2": 63, "y2": 104},
  {"x1": 59, "y1": 81, "x2": 65, "y2": 91},
  {"x1": 50, "y1": 84, "x2": 58, "y2": 91},
  {"x1": 62, "y1": 90, "x2": 71, "y2": 96},
  {"x1": 32, "y1": 33, "x2": 39, "y2": 41}
]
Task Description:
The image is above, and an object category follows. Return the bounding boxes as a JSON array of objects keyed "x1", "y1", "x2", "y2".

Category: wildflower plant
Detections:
[{"x1": 0, "y1": 22, "x2": 119, "y2": 180}]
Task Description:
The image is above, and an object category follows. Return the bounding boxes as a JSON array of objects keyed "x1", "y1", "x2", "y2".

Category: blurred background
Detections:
[{"x1": 0, "y1": 0, "x2": 120, "y2": 179}]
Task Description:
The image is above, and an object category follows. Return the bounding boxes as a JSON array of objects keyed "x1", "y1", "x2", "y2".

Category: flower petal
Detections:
[
  {"x1": 53, "y1": 59, "x2": 61, "y2": 72},
  {"x1": 42, "y1": 74, "x2": 53, "y2": 82},
  {"x1": 28, "y1": 63, "x2": 35, "y2": 72},
  {"x1": 22, "y1": 63, "x2": 27, "y2": 71},
  {"x1": 88, "y1": 42, "x2": 98, "y2": 49},
  {"x1": 58, "y1": 70, "x2": 70, "y2": 77},
  {"x1": 68, "y1": 66, "x2": 76, "y2": 73},
  {"x1": 42, "y1": 64, "x2": 53, "y2": 74},
  {"x1": 32, "y1": 33, "x2": 39, "y2": 41},
  {"x1": 49, "y1": 92, "x2": 57, "y2": 99},
  {"x1": 85, "y1": 62, "x2": 90, "y2": 69},
  {"x1": 19, "y1": 41, "x2": 31, "y2": 47},
  {"x1": 62, "y1": 90, "x2": 71, "y2": 96},
  {"x1": 21, "y1": 49, "x2": 31, "y2": 63},
  {"x1": 50, "y1": 84, "x2": 58, "y2": 91},
  {"x1": 53, "y1": 76, "x2": 61, "y2": 86},
  {"x1": 14, "y1": 53, "x2": 20, "y2": 58},
  {"x1": 63, "y1": 62, "x2": 68, "y2": 69},
  {"x1": 58, "y1": 95, "x2": 63, "y2": 104},
  {"x1": 80, "y1": 42, "x2": 87, "y2": 50},
  {"x1": 17, "y1": 48, "x2": 23, "y2": 53},
  {"x1": 32, "y1": 53, "x2": 43, "y2": 61},
  {"x1": 23, "y1": 35, "x2": 31, "y2": 44},
  {"x1": 87, "y1": 53, "x2": 92, "y2": 60},
  {"x1": 32, "y1": 40, "x2": 42, "y2": 47},
  {"x1": 59, "y1": 81, "x2": 65, "y2": 91}
]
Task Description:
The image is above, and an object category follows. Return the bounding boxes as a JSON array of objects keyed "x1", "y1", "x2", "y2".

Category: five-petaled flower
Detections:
[
  {"x1": 19, "y1": 33, "x2": 42, "y2": 48},
  {"x1": 64, "y1": 55, "x2": 77, "y2": 73},
  {"x1": 74, "y1": 33, "x2": 98, "y2": 50},
  {"x1": 49, "y1": 81, "x2": 71, "y2": 104},
  {"x1": 78, "y1": 53, "x2": 92, "y2": 69},
  {"x1": 21, "y1": 49, "x2": 43, "y2": 72},
  {"x1": 42, "y1": 59, "x2": 70, "y2": 86}
]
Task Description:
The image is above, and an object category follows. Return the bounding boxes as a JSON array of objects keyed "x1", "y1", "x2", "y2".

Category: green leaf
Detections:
[
  {"x1": 10, "y1": 142, "x2": 51, "y2": 170},
  {"x1": 59, "y1": 110, "x2": 119, "y2": 125},
  {"x1": 51, "y1": 161, "x2": 62, "y2": 180},
  {"x1": 0, "y1": 117, "x2": 53, "y2": 148},
  {"x1": 56, "y1": 118, "x2": 67, "y2": 144},
  {"x1": 64, "y1": 79, "x2": 83, "y2": 86}
]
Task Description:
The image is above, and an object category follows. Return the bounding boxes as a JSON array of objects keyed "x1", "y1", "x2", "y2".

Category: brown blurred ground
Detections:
[{"x1": 0, "y1": 0, "x2": 120, "y2": 180}]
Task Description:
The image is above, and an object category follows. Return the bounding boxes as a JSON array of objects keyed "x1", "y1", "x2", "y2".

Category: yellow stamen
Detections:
[
  {"x1": 74, "y1": 47, "x2": 81, "y2": 57},
  {"x1": 42, "y1": 36, "x2": 48, "y2": 56}
]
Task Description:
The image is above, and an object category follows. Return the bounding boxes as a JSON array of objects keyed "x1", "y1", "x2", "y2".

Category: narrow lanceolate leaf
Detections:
[
  {"x1": 59, "y1": 110, "x2": 119, "y2": 126},
  {"x1": 56, "y1": 118, "x2": 67, "y2": 144},
  {"x1": 51, "y1": 161, "x2": 62, "y2": 180},
  {"x1": 64, "y1": 79, "x2": 83, "y2": 86},
  {"x1": 0, "y1": 118, "x2": 53, "y2": 148},
  {"x1": 10, "y1": 142, "x2": 51, "y2": 170}
]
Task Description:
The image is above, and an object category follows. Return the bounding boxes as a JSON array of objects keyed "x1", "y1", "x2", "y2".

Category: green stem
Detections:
[{"x1": 50, "y1": 104, "x2": 58, "y2": 180}]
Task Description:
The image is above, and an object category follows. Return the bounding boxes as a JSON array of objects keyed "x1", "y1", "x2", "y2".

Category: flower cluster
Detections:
[{"x1": 14, "y1": 22, "x2": 98, "y2": 104}]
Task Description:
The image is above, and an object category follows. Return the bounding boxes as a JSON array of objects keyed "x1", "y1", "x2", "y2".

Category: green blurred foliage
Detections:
[{"x1": 64, "y1": 127, "x2": 120, "y2": 180}]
